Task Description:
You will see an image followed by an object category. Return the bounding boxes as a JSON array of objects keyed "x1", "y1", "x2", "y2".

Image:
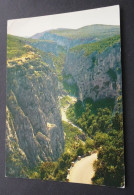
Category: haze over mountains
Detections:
[
  {"x1": 31, "y1": 24, "x2": 120, "y2": 48},
  {"x1": 32, "y1": 24, "x2": 119, "y2": 39}
]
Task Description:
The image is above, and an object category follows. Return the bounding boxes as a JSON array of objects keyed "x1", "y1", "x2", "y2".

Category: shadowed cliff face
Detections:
[
  {"x1": 63, "y1": 42, "x2": 121, "y2": 101},
  {"x1": 29, "y1": 39, "x2": 66, "y2": 56},
  {"x1": 30, "y1": 25, "x2": 121, "y2": 102},
  {"x1": 31, "y1": 32, "x2": 95, "y2": 49}
]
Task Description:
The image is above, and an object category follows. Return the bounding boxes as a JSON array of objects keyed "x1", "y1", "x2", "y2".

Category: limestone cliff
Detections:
[
  {"x1": 31, "y1": 25, "x2": 121, "y2": 102},
  {"x1": 63, "y1": 38, "x2": 122, "y2": 101},
  {"x1": 6, "y1": 36, "x2": 65, "y2": 176}
]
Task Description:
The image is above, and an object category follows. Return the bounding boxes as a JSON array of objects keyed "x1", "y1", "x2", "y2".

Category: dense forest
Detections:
[{"x1": 6, "y1": 24, "x2": 124, "y2": 187}]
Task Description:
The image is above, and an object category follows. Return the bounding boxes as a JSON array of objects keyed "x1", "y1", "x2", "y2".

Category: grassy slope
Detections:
[
  {"x1": 63, "y1": 121, "x2": 85, "y2": 153},
  {"x1": 49, "y1": 24, "x2": 120, "y2": 39},
  {"x1": 7, "y1": 34, "x2": 44, "y2": 60},
  {"x1": 7, "y1": 34, "x2": 65, "y2": 80},
  {"x1": 7, "y1": 34, "x2": 30, "y2": 60},
  {"x1": 70, "y1": 35, "x2": 120, "y2": 56},
  {"x1": 7, "y1": 34, "x2": 64, "y2": 57}
]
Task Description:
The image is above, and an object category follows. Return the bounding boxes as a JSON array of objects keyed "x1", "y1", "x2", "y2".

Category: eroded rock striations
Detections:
[
  {"x1": 6, "y1": 43, "x2": 65, "y2": 176},
  {"x1": 31, "y1": 25, "x2": 121, "y2": 102},
  {"x1": 63, "y1": 42, "x2": 121, "y2": 101}
]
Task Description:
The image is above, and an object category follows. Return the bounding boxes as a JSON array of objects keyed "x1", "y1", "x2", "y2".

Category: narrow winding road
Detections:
[
  {"x1": 68, "y1": 153, "x2": 97, "y2": 185},
  {"x1": 61, "y1": 96, "x2": 83, "y2": 132},
  {"x1": 60, "y1": 95, "x2": 97, "y2": 184}
]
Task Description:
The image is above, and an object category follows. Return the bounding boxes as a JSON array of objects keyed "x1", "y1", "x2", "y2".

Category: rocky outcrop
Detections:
[
  {"x1": 6, "y1": 53, "x2": 65, "y2": 176},
  {"x1": 63, "y1": 42, "x2": 121, "y2": 101},
  {"x1": 32, "y1": 32, "x2": 71, "y2": 48},
  {"x1": 31, "y1": 32, "x2": 95, "y2": 49},
  {"x1": 31, "y1": 25, "x2": 121, "y2": 102},
  {"x1": 6, "y1": 107, "x2": 28, "y2": 177},
  {"x1": 28, "y1": 39, "x2": 66, "y2": 55}
]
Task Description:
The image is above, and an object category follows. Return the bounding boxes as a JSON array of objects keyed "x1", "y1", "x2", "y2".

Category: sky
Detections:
[{"x1": 7, "y1": 5, "x2": 120, "y2": 38}]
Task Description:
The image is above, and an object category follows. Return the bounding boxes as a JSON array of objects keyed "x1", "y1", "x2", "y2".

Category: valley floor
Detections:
[
  {"x1": 60, "y1": 95, "x2": 97, "y2": 184},
  {"x1": 61, "y1": 95, "x2": 83, "y2": 132}
]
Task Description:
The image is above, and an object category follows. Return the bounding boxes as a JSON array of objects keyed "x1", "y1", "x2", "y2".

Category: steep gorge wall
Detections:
[
  {"x1": 6, "y1": 56, "x2": 65, "y2": 176},
  {"x1": 29, "y1": 39, "x2": 66, "y2": 55},
  {"x1": 31, "y1": 32, "x2": 98, "y2": 50},
  {"x1": 63, "y1": 42, "x2": 122, "y2": 101},
  {"x1": 30, "y1": 34, "x2": 122, "y2": 102}
]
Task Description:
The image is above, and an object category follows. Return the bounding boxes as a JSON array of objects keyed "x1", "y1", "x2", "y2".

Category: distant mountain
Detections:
[
  {"x1": 49, "y1": 25, "x2": 120, "y2": 39},
  {"x1": 31, "y1": 25, "x2": 120, "y2": 48},
  {"x1": 63, "y1": 34, "x2": 122, "y2": 101}
]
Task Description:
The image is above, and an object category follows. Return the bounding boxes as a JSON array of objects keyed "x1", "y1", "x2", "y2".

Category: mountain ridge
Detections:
[{"x1": 31, "y1": 24, "x2": 120, "y2": 40}]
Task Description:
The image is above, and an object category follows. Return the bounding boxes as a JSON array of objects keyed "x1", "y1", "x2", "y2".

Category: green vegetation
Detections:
[
  {"x1": 66, "y1": 96, "x2": 124, "y2": 187},
  {"x1": 7, "y1": 34, "x2": 56, "y2": 87},
  {"x1": 66, "y1": 97, "x2": 115, "y2": 125},
  {"x1": 6, "y1": 108, "x2": 29, "y2": 178},
  {"x1": 30, "y1": 121, "x2": 92, "y2": 182},
  {"x1": 33, "y1": 95, "x2": 124, "y2": 185},
  {"x1": 60, "y1": 95, "x2": 74, "y2": 108},
  {"x1": 7, "y1": 35, "x2": 32, "y2": 59},
  {"x1": 11, "y1": 96, "x2": 124, "y2": 187},
  {"x1": 63, "y1": 74, "x2": 79, "y2": 96},
  {"x1": 90, "y1": 56, "x2": 98, "y2": 69},
  {"x1": 30, "y1": 102, "x2": 124, "y2": 187},
  {"x1": 28, "y1": 38, "x2": 66, "y2": 56},
  {"x1": 66, "y1": 100, "x2": 84, "y2": 124},
  {"x1": 51, "y1": 52, "x2": 66, "y2": 81},
  {"x1": 50, "y1": 25, "x2": 119, "y2": 40},
  {"x1": 84, "y1": 97, "x2": 115, "y2": 113},
  {"x1": 107, "y1": 68, "x2": 117, "y2": 82},
  {"x1": 92, "y1": 112, "x2": 124, "y2": 187},
  {"x1": 7, "y1": 34, "x2": 65, "y2": 83},
  {"x1": 52, "y1": 152, "x2": 73, "y2": 181},
  {"x1": 63, "y1": 81, "x2": 79, "y2": 97},
  {"x1": 77, "y1": 106, "x2": 112, "y2": 136},
  {"x1": 63, "y1": 121, "x2": 86, "y2": 153},
  {"x1": 6, "y1": 142, "x2": 28, "y2": 178},
  {"x1": 7, "y1": 29, "x2": 124, "y2": 187},
  {"x1": 70, "y1": 35, "x2": 120, "y2": 56}
]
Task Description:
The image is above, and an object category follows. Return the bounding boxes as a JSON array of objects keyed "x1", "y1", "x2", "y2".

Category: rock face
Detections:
[
  {"x1": 29, "y1": 39, "x2": 66, "y2": 55},
  {"x1": 6, "y1": 107, "x2": 28, "y2": 177},
  {"x1": 32, "y1": 32, "x2": 71, "y2": 48},
  {"x1": 6, "y1": 47, "x2": 65, "y2": 176},
  {"x1": 31, "y1": 32, "x2": 95, "y2": 49},
  {"x1": 31, "y1": 25, "x2": 121, "y2": 102},
  {"x1": 63, "y1": 42, "x2": 121, "y2": 101}
]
